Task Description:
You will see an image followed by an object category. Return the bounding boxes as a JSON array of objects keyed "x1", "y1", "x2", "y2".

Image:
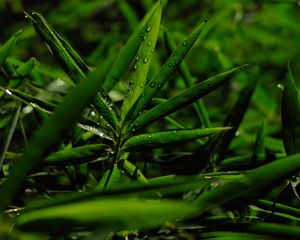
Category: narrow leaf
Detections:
[
  {"x1": 12, "y1": 57, "x2": 37, "y2": 78},
  {"x1": 125, "y1": 66, "x2": 245, "y2": 134},
  {"x1": 122, "y1": 127, "x2": 230, "y2": 151},
  {"x1": 124, "y1": 19, "x2": 208, "y2": 125},
  {"x1": 121, "y1": 0, "x2": 162, "y2": 119},
  {"x1": 103, "y1": 1, "x2": 160, "y2": 92},
  {"x1": 0, "y1": 59, "x2": 112, "y2": 211},
  {"x1": 44, "y1": 144, "x2": 109, "y2": 165},
  {"x1": 0, "y1": 30, "x2": 21, "y2": 67},
  {"x1": 281, "y1": 64, "x2": 300, "y2": 155}
]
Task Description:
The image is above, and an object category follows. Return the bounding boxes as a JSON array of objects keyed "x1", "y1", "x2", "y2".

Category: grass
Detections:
[{"x1": 1, "y1": 0, "x2": 300, "y2": 239}]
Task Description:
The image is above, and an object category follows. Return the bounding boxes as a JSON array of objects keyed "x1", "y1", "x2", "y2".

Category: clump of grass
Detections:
[{"x1": 1, "y1": 1, "x2": 300, "y2": 239}]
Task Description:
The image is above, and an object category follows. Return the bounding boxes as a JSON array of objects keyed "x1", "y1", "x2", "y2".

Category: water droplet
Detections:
[
  {"x1": 132, "y1": 128, "x2": 136, "y2": 132},
  {"x1": 136, "y1": 56, "x2": 140, "y2": 61},
  {"x1": 140, "y1": 33, "x2": 145, "y2": 40},
  {"x1": 173, "y1": 130, "x2": 177, "y2": 134},
  {"x1": 106, "y1": 124, "x2": 110, "y2": 127},
  {"x1": 141, "y1": 93, "x2": 145, "y2": 96},
  {"x1": 147, "y1": 41, "x2": 152, "y2": 47},
  {"x1": 150, "y1": 81, "x2": 156, "y2": 88},
  {"x1": 100, "y1": 132, "x2": 104, "y2": 137},
  {"x1": 148, "y1": 134, "x2": 152, "y2": 138},
  {"x1": 173, "y1": 52, "x2": 177, "y2": 56},
  {"x1": 208, "y1": 81, "x2": 212, "y2": 87},
  {"x1": 168, "y1": 63, "x2": 172, "y2": 67},
  {"x1": 182, "y1": 41, "x2": 187, "y2": 46},
  {"x1": 235, "y1": 130, "x2": 240, "y2": 136},
  {"x1": 162, "y1": 140, "x2": 165, "y2": 144},
  {"x1": 146, "y1": 26, "x2": 152, "y2": 32},
  {"x1": 4, "y1": 89, "x2": 12, "y2": 95},
  {"x1": 151, "y1": 49, "x2": 154, "y2": 53},
  {"x1": 158, "y1": 84, "x2": 162, "y2": 88},
  {"x1": 143, "y1": 57, "x2": 148, "y2": 63},
  {"x1": 205, "y1": 18, "x2": 209, "y2": 23},
  {"x1": 133, "y1": 65, "x2": 138, "y2": 70},
  {"x1": 277, "y1": 83, "x2": 284, "y2": 90}
]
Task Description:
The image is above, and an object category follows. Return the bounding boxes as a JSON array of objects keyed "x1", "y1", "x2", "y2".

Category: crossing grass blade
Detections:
[
  {"x1": 103, "y1": 1, "x2": 160, "y2": 92},
  {"x1": 212, "y1": 77, "x2": 257, "y2": 166},
  {"x1": 163, "y1": 27, "x2": 211, "y2": 128},
  {"x1": 125, "y1": 65, "x2": 245, "y2": 134},
  {"x1": 121, "y1": 0, "x2": 162, "y2": 120},
  {"x1": 122, "y1": 127, "x2": 230, "y2": 151},
  {"x1": 15, "y1": 198, "x2": 198, "y2": 235},
  {"x1": 123, "y1": 19, "x2": 208, "y2": 126},
  {"x1": 195, "y1": 153, "x2": 300, "y2": 215},
  {"x1": 44, "y1": 144, "x2": 109, "y2": 165},
  {"x1": 0, "y1": 30, "x2": 22, "y2": 67},
  {"x1": 281, "y1": 64, "x2": 300, "y2": 155},
  {"x1": 27, "y1": 11, "x2": 119, "y2": 129},
  {"x1": 0, "y1": 58, "x2": 112, "y2": 211}
]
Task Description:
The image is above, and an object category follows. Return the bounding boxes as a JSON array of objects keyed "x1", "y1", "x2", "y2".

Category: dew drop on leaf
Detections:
[{"x1": 146, "y1": 26, "x2": 152, "y2": 32}]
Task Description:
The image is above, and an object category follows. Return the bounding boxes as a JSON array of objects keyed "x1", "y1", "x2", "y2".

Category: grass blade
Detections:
[
  {"x1": 103, "y1": 1, "x2": 160, "y2": 92},
  {"x1": 122, "y1": 127, "x2": 229, "y2": 151},
  {"x1": 15, "y1": 198, "x2": 198, "y2": 234},
  {"x1": 124, "y1": 19, "x2": 208, "y2": 125},
  {"x1": 163, "y1": 27, "x2": 211, "y2": 128},
  {"x1": 125, "y1": 66, "x2": 245, "y2": 134},
  {"x1": 12, "y1": 57, "x2": 37, "y2": 79},
  {"x1": 195, "y1": 152, "x2": 300, "y2": 215},
  {"x1": 0, "y1": 30, "x2": 22, "y2": 67},
  {"x1": 27, "y1": 11, "x2": 119, "y2": 129},
  {"x1": 0, "y1": 58, "x2": 112, "y2": 211},
  {"x1": 281, "y1": 64, "x2": 300, "y2": 155},
  {"x1": 44, "y1": 144, "x2": 109, "y2": 165},
  {"x1": 121, "y1": 0, "x2": 162, "y2": 120}
]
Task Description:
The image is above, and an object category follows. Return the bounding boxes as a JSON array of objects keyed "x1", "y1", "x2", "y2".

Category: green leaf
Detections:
[
  {"x1": 281, "y1": 64, "x2": 300, "y2": 155},
  {"x1": 0, "y1": 30, "x2": 21, "y2": 67},
  {"x1": 15, "y1": 198, "x2": 198, "y2": 234},
  {"x1": 103, "y1": 1, "x2": 160, "y2": 92},
  {"x1": 122, "y1": 127, "x2": 230, "y2": 151},
  {"x1": 0, "y1": 58, "x2": 112, "y2": 211},
  {"x1": 95, "y1": 164, "x2": 121, "y2": 192},
  {"x1": 12, "y1": 57, "x2": 37, "y2": 78},
  {"x1": 195, "y1": 152, "x2": 300, "y2": 215},
  {"x1": 44, "y1": 144, "x2": 109, "y2": 165},
  {"x1": 125, "y1": 66, "x2": 245, "y2": 134},
  {"x1": 123, "y1": 19, "x2": 208, "y2": 126},
  {"x1": 163, "y1": 27, "x2": 211, "y2": 128},
  {"x1": 27, "y1": 11, "x2": 119, "y2": 129},
  {"x1": 121, "y1": 0, "x2": 162, "y2": 120}
]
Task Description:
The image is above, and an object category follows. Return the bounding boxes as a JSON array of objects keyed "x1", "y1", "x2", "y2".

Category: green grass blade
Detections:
[
  {"x1": 122, "y1": 127, "x2": 229, "y2": 151},
  {"x1": 212, "y1": 76, "x2": 257, "y2": 166},
  {"x1": 102, "y1": 1, "x2": 160, "y2": 92},
  {"x1": 12, "y1": 57, "x2": 37, "y2": 78},
  {"x1": 123, "y1": 20, "x2": 208, "y2": 125},
  {"x1": 27, "y1": 11, "x2": 119, "y2": 129},
  {"x1": 118, "y1": 0, "x2": 139, "y2": 30},
  {"x1": 121, "y1": 0, "x2": 162, "y2": 120},
  {"x1": 251, "y1": 120, "x2": 266, "y2": 165},
  {"x1": 95, "y1": 164, "x2": 121, "y2": 192},
  {"x1": 27, "y1": 11, "x2": 86, "y2": 83},
  {"x1": 163, "y1": 27, "x2": 211, "y2": 128},
  {"x1": 0, "y1": 104, "x2": 21, "y2": 171},
  {"x1": 15, "y1": 198, "x2": 198, "y2": 234},
  {"x1": 281, "y1": 64, "x2": 300, "y2": 155},
  {"x1": 44, "y1": 144, "x2": 109, "y2": 166},
  {"x1": 195, "y1": 152, "x2": 300, "y2": 215},
  {"x1": 125, "y1": 66, "x2": 245, "y2": 134},
  {"x1": 0, "y1": 59, "x2": 112, "y2": 211},
  {"x1": 0, "y1": 30, "x2": 21, "y2": 67}
]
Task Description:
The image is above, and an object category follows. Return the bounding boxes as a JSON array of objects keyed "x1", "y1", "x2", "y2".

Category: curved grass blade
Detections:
[
  {"x1": 125, "y1": 66, "x2": 245, "y2": 135},
  {"x1": 103, "y1": 1, "x2": 160, "y2": 92},
  {"x1": 27, "y1": 11, "x2": 119, "y2": 129},
  {"x1": 281, "y1": 64, "x2": 300, "y2": 155},
  {"x1": 163, "y1": 27, "x2": 211, "y2": 128},
  {"x1": 0, "y1": 59, "x2": 112, "y2": 211},
  {"x1": 122, "y1": 127, "x2": 230, "y2": 151},
  {"x1": 123, "y1": 19, "x2": 208, "y2": 126},
  {"x1": 15, "y1": 198, "x2": 198, "y2": 234},
  {"x1": 117, "y1": 158, "x2": 148, "y2": 182},
  {"x1": 44, "y1": 144, "x2": 109, "y2": 166},
  {"x1": 251, "y1": 120, "x2": 266, "y2": 165},
  {"x1": 118, "y1": 0, "x2": 139, "y2": 30},
  {"x1": 0, "y1": 30, "x2": 22, "y2": 67},
  {"x1": 121, "y1": 0, "x2": 162, "y2": 120},
  {"x1": 195, "y1": 152, "x2": 300, "y2": 215},
  {"x1": 95, "y1": 164, "x2": 121, "y2": 192}
]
